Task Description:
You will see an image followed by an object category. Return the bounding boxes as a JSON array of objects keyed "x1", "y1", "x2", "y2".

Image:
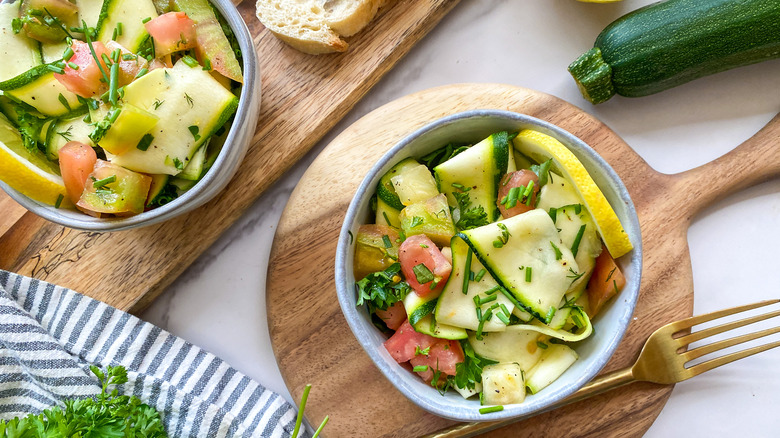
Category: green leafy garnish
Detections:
[
  {"x1": 146, "y1": 183, "x2": 178, "y2": 209},
  {"x1": 530, "y1": 158, "x2": 553, "y2": 187},
  {"x1": 412, "y1": 263, "x2": 434, "y2": 284},
  {"x1": 550, "y1": 241, "x2": 562, "y2": 260},
  {"x1": 419, "y1": 142, "x2": 470, "y2": 170},
  {"x1": 452, "y1": 190, "x2": 489, "y2": 231},
  {"x1": 410, "y1": 216, "x2": 424, "y2": 228},
  {"x1": 355, "y1": 263, "x2": 410, "y2": 311},
  {"x1": 492, "y1": 223, "x2": 510, "y2": 248},
  {"x1": 0, "y1": 365, "x2": 167, "y2": 437},
  {"x1": 415, "y1": 346, "x2": 431, "y2": 356},
  {"x1": 449, "y1": 341, "x2": 497, "y2": 391}
]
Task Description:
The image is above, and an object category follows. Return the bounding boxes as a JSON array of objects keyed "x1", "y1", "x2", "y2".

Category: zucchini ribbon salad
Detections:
[
  {"x1": 0, "y1": 0, "x2": 242, "y2": 217},
  {"x1": 354, "y1": 129, "x2": 633, "y2": 410}
]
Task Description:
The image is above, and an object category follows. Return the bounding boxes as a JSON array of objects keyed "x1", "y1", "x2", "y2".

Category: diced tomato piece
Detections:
[
  {"x1": 410, "y1": 340, "x2": 465, "y2": 383},
  {"x1": 399, "y1": 234, "x2": 451, "y2": 298},
  {"x1": 375, "y1": 301, "x2": 406, "y2": 330},
  {"x1": 104, "y1": 41, "x2": 149, "y2": 87},
  {"x1": 144, "y1": 12, "x2": 197, "y2": 57},
  {"x1": 587, "y1": 249, "x2": 626, "y2": 316},
  {"x1": 54, "y1": 40, "x2": 110, "y2": 98},
  {"x1": 58, "y1": 142, "x2": 97, "y2": 204},
  {"x1": 497, "y1": 170, "x2": 540, "y2": 218},
  {"x1": 384, "y1": 319, "x2": 438, "y2": 363}
]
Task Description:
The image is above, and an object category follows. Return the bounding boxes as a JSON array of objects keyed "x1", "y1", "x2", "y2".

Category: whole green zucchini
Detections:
[{"x1": 568, "y1": 0, "x2": 780, "y2": 104}]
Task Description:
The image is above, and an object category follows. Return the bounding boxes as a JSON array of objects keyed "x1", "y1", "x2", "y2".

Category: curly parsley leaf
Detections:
[
  {"x1": 147, "y1": 183, "x2": 179, "y2": 209},
  {"x1": 355, "y1": 263, "x2": 411, "y2": 311},
  {"x1": 452, "y1": 190, "x2": 489, "y2": 231},
  {"x1": 0, "y1": 365, "x2": 167, "y2": 437}
]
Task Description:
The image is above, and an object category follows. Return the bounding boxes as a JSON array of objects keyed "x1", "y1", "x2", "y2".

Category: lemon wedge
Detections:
[
  {"x1": 0, "y1": 113, "x2": 70, "y2": 207},
  {"x1": 513, "y1": 129, "x2": 632, "y2": 258}
]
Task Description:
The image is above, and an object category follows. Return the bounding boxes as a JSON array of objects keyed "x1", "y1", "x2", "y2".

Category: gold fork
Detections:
[{"x1": 426, "y1": 299, "x2": 780, "y2": 438}]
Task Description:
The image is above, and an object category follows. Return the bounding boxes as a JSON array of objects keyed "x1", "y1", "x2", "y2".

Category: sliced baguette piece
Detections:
[
  {"x1": 323, "y1": 0, "x2": 384, "y2": 37},
  {"x1": 256, "y1": 0, "x2": 348, "y2": 55}
]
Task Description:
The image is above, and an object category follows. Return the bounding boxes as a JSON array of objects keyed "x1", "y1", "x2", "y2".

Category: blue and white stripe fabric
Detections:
[{"x1": 0, "y1": 270, "x2": 301, "y2": 438}]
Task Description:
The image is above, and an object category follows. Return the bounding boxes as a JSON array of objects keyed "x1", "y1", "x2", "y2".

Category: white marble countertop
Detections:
[{"x1": 143, "y1": 0, "x2": 780, "y2": 436}]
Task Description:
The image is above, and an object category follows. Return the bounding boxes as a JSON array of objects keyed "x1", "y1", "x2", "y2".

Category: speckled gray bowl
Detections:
[
  {"x1": 0, "y1": 0, "x2": 260, "y2": 232},
  {"x1": 335, "y1": 109, "x2": 642, "y2": 422}
]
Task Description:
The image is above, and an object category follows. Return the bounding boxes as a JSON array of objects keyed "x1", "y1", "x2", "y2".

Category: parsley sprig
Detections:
[
  {"x1": 355, "y1": 263, "x2": 411, "y2": 311},
  {"x1": 0, "y1": 365, "x2": 167, "y2": 437},
  {"x1": 452, "y1": 186, "x2": 489, "y2": 231}
]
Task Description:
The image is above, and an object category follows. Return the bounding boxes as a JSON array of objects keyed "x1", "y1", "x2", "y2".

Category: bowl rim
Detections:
[
  {"x1": 335, "y1": 109, "x2": 643, "y2": 422},
  {"x1": 0, "y1": 0, "x2": 259, "y2": 232}
]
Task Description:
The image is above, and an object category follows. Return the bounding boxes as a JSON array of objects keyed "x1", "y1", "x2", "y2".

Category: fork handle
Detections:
[{"x1": 424, "y1": 367, "x2": 636, "y2": 438}]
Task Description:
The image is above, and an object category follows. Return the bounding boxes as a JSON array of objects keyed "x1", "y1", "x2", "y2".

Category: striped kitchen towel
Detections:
[{"x1": 0, "y1": 270, "x2": 303, "y2": 438}]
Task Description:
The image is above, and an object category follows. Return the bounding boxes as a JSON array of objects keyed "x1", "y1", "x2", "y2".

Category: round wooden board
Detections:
[{"x1": 267, "y1": 84, "x2": 780, "y2": 437}]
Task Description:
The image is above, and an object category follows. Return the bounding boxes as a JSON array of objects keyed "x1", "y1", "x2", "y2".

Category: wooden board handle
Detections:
[{"x1": 666, "y1": 113, "x2": 780, "y2": 219}]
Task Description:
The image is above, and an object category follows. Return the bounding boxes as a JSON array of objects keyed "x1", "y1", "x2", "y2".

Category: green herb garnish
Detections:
[
  {"x1": 550, "y1": 241, "x2": 562, "y2": 260},
  {"x1": 355, "y1": 263, "x2": 410, "y2": 311},
  {"x1": 188, "y1": 125, "x2": 201, "y2": 141},
  {"x1": 413, "y1": 365, "x2": 429, "y2": 373},
  {"x1": 412, "y1": 263, "x2": 434, "y2": 284},
  {"x1": 462, "y1": 247, "x2": 472, "y2": 295},
  {"x1": 93, "y1": 175, "x2": 116, "y2": 188},
  {"x1": 410, "y1": 216, "x2": 423, "y2": 228},
  {"x1": 136, "y1": 133, "x2": 154, "y2": 151}
]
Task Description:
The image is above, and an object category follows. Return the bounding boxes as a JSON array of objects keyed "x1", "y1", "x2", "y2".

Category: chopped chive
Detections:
[
  {"x1": 112, "y1": 27, "x2": 118, "y2": 40},
  {"x1": 116, "y1": 22, "x2": 123, "y2": 36},
  {"x1": 475, "y1": 307, "x2": 482, "y2": 321},
  {"x1": 525, "y1": 266, "x2": 532, "y2": 283},
  {"x1": 108, "y1": 62, "x2": 119, "y2": 105},
  {"x1": 111, "y1": 48, "x2": 120, "y2": 63},
  {"x1": 500, "y1": 303, "x2": 510, "y2": 317},
  {"x1": 58, "y1": 93, "x2": 71, "y2": 111},
  {"x1": 101, "y1": 53, "x2": 111, "y2": 66},
  {"x1": 484, "y1": 309, "x2": 493, "y2": 321},
  {"x1": 122, "y1": 53, "x2": 135, "y2": 61},
  {"x1": 54, "y1": 194, "x2": 64, "y2": 209},
  {"x1": 67, "y1": 62, "x2": 79, "y2": 69},
  {"x1": 429, "y1": 277, "x2": 440, "y2": 290},
  {"x1": 182, "y1": 55, "x2": 199, "y2": 68},
  {"x1": 571, "y1": 224, "x2": 586, "y2": 257},
  {"x1": 613, "y1": 279, "x2": 619, "y2": 294},
  {"x1": 135, "y1": 67, "x2": 148, "y2": 78},
  {"x1": 498, "y1": 286, "x2": 523, "y2": 310},
  {"x1": 382, "y1": 234, "x2": 392, "y2": 248},
  {"x1": 496, "y1": 312, "x2": 510, "y2": 325},
  {"x1": 382, "y1": 211, "x2": 391, "y2": 226},
  {"x1": 493, "y1": 240, "x2": 504, "y2": 249},
  {"x1": 499, "y1": 195, "x2": 508, "y2": 205},
  {"x1": 549, "y1": 207, "x2": 558, "y2": 223},
  {"x1": 136, "y1": 133, "x2": 154, "y2": 151},
  {"x1": 571, "y1": 311, "x2": 584, "y2": 328},
  {"x1": 291, "y1": 385, "x2": 311, "y2": 438},
  {"x1": 475, "y1": 268, "x2": 486, "y2": 282},
  {"x1": 62, "y1": 47, "x2": 74, "y2": 61},
  {"x1": 412, "y1": 365, "x2": 429, "y2": 373},
  {"x1": 202, "y1": 58, "x2": 212, "y2": 70},
  {"x1": 536, "y1": 341, "x2": 548, "y2": 350},
  {"x1": 550, "y1": 241, "x2": 562, "y2": 260},
  {"x1": 606, "y1": 267, "x2": 617, "y2": 282},
  {"x1": 469, "y1": 271, "x2": 475, "y2": 281},
  {"x1": 476, "y1": 317, "x2": 486, "y2": 340},
  {"x1": 93, "y1": 175, "x2": 116, "y2": 188},
  {"x1": 523, "y1": 180, "x2": 535, "y2": 197},
  {"x1": 412, "y1": 263, "x2": 434, "y2": 284},
  {"x1": 525, "y1": 192, "x2": 533, "y2": 206},
  {"x1": 419, "y1": 244, "x2": 428, "y2": 248},
  {"x1": 545, "y1": 306, "x2": 556, "y2": 322},
  {"x1": 83, "y1": 21, "x2": 110, "y2": 83},
  {"x1": 478, "y1": 294, "x2": 497, "y2": 305},
  {"x1": 47, "y1": 64, "x2": 64, "y2": 74},
  {"x1": 462, "y1": 247, "x2": 472, "y2": 295},
  {"x1": 506, "y1": 186, "x2": 520, "y2": 208},
  {"x1": 142, "y1": 16, "x2": 151, "y2": 23},
  {"x1": 484, "y1": 285, "x2": 500, "y2": 295}
]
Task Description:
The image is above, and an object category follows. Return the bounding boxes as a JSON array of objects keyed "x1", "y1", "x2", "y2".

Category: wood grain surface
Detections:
[
  {"x1": 266, "y1": 84, "x2": 780, "y2": 437},
  {"x1": 0, "y1": 0, "x2": 460, "y2": 313}
]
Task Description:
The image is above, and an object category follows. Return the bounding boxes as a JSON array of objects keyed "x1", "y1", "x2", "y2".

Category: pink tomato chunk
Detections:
[
  {"x1": 384, "y1": 319, "x2": 439, "y2": 363},
  {"x1": 497, "y1": 170, "x2": 540, "y2": 218},
  {"x1": 409, "y1": 339, "x2": 464, "y2": 383},
  {"x1": 144, "y1": 12, "x2": 197, "y2": 57},
  {"x1": 398, "y1": 234, "x2": 451, "y2": 299},
  {"x1": 58, "y1": 141, "x2": 97, "y2": 204},
  {"x1": 54, "y1": 40, "x2": 110, "y2": 98},
  {"x1": 375, "y1": 301, "x2": 406, "y2": 331}
]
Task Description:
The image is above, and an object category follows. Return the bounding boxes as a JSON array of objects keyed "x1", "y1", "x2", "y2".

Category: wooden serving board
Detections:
[
  {"x1": 266, "y1": 84, "x2": 780, "y2": 437},
  {"x1": 0, "y1": 0, "x2": 460, "y2": 312}
]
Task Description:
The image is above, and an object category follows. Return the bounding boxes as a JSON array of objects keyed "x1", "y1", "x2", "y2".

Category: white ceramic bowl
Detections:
[
  {"x1": 335, "y1": 109, "x2": 642, "y2": 422},
  {"x1": 0, "y1": 0, "x2": 260, "y2": 232}
]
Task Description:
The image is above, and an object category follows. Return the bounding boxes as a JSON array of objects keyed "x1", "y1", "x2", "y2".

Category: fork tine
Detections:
[
  {"x1": 677, "y1": 308, "x2": 780, "y2": 345},
  {"x1": 681, "y1": 325, "x2": 780, "y2": 362},
  {"x1": 685, "y1": 339, "x2": 780, "y2": 380},
  {"x1": 668, "y1": 299, "x2": 780, "y2": 333}
]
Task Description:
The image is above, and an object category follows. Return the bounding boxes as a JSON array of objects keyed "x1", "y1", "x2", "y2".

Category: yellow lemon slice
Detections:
[
  {"x1": 0, "y1": 113, "x2": 70, "y2": 207},
  {"x1": 513, "y1": 129, "x2": 632, "y2": 258}
]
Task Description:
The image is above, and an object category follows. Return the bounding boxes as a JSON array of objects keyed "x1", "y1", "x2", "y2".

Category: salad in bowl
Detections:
[
  {"x1": 336, "y1": 110, "x2": 642, "y2": 421},
  {"x1": 0, "y1": 0, "x2": 258, "y2": 230}
]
